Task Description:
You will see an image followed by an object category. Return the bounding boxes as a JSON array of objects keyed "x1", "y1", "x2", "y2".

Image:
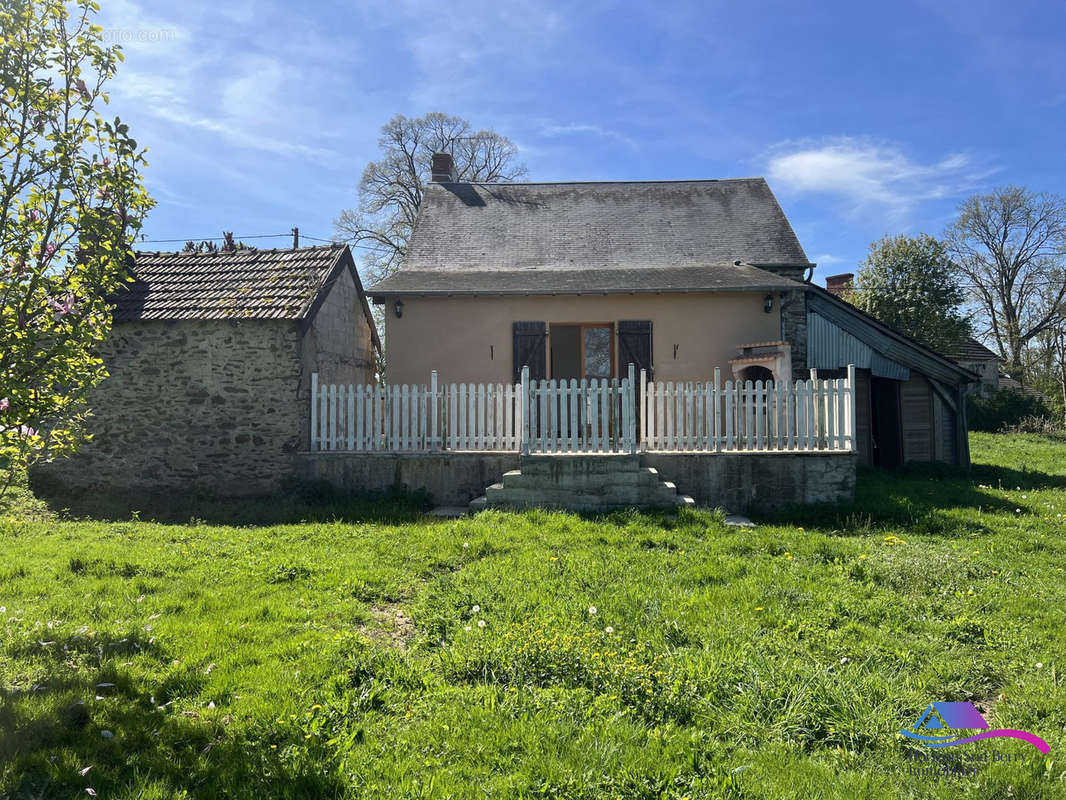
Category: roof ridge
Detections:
[
  {"x1": 133, "y1": 243, "x2": 342, "y2": 256},
  {"x1": 431, "y1": 177, "x2": 768, "y2": 187}
]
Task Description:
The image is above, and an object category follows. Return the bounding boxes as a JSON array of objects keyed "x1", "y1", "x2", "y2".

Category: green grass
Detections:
[{"x1": 1, "y1": 432, "x2": 1064, "y2": 799}]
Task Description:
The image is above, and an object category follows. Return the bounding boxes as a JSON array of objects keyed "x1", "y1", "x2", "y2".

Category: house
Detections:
[
  {"x1": 366, "y1": 153, "x2": 976, "y2": 471},
  {"x1": 33, "y1": 244, "x2": 378, "y2": 495},
  {"x1": 951, "y1": 338, "x2": 1001, "y2": 395}
]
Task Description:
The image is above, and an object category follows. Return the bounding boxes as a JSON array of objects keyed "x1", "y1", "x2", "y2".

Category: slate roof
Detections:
[
  {"x1": 369, "y1": 179, "x2": 812, "y2": 296},
  {"x1": 114, "y1": 245, "x2": 352, "y2": 322}
]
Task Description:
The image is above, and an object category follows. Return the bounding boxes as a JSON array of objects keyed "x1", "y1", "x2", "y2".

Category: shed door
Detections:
[
  {"x1": 901, "y1": 375, "x2": 933, "y2": 463},
  {"x1": 513, "y1": 321, "x2": 547, "y2": 383},
  {"x1": 618, "y1": 320, "x2": 653, "y2": 380}
]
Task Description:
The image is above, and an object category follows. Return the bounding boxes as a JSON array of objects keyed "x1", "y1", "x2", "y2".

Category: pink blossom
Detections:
[
  {"x1": 0, "y1": 398, "x2": 8, "y2": 412},
  {"x1": 101, "y1": 157, "x2": 111, "y2": 168},
  {"x1": 19, "y1": 426, "x2": 36, "y2": 437},
  {"x1": 47, "y1": 293, "x2": 77, "y2": 320},
  {"x1": 75, "y1": 79, "x2": 89, "y2": 98}
]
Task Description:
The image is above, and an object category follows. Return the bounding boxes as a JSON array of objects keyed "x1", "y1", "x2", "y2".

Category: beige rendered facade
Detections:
[{"x1": 382, "y1": 291, "x2": 782, "y2": 386}]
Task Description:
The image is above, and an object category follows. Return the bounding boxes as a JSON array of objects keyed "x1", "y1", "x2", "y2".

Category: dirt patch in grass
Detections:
[{"x1": 363, "y1": 603, "x2": 416, "y2": 650}]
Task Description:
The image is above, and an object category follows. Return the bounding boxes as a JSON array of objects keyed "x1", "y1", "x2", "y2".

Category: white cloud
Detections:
[
  {"x1": 538, "y1": 121, "x2": 637, "y2": 148},
  {"x1": 97, "y1": 0, "x2": 339, "y2": 163},
  {"x1": 812, "y1": 253, "x2": 844, "y2": 265},
  {"x1": 766, "y1": 137, "x2": 995, "y2": 216}
]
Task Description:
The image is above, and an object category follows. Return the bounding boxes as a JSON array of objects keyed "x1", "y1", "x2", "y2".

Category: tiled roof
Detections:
[
  {"x1": 371, "y1": 264, "x2": 800, "y2": 296},
  {"x1": 950, "y1": 337, "x2": 1002, "y2": 362},
  {"x1": 999, "y1": 376, "x2": 1049, "y2": 400},
  {"x1": 113, "y1": 245, "x2": 348, "y2": 321},
  {"x1": 369, "y1": 178, "x2": 812, "y2": 295}
]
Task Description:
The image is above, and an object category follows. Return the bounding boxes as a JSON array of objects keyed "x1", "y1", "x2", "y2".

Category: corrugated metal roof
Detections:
[
  {"x1": 807, "y1": 312, "x2": 910, "y2": 380},
  {"x1": 806, "y1": 288, "x2": 977, "y2": 386}
]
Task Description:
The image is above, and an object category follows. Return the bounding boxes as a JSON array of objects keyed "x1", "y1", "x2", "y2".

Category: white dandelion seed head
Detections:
[
  {"x1": 472, "y1": 605, "x2": 480, "y2": 613},
  {"x1": 605, "y1": 626, "x2": 614, "y2": 634},
  {"x1": 588, "y1": 606, "x2": 597, "y2": 615},
  {"x1": 477, "y1": 620, "x2": 486, "y2": 628}
]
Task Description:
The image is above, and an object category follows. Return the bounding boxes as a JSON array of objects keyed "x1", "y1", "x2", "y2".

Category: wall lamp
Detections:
[
  {"x1": 764, "y1": 294, "x2": 774, "y2": 314},
  {"x1": 394, "y1": 299, "x2": 404, "y2": 318}
]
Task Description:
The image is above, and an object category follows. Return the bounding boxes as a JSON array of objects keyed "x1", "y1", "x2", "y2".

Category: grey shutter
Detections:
[
  {"x1": 513, "y1": 321, "x2": 547, "y2": 383},
  {"x1": 618, "y1": 320, "x2": 653, "y2": 380}
]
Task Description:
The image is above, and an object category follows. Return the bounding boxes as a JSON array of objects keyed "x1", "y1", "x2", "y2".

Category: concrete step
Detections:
[
  {"x1": 501, "y1": 469, "x2": 662, "y2": 491},
  {"x1": 469, "y1": 495, "x2": 487, "y2": 512},
  {"x1": 474, "y1": 453, "x2": 696, "y2": 513},
  {"x1": 519, "y1": 453, "x2": 642, "y2": 477}
]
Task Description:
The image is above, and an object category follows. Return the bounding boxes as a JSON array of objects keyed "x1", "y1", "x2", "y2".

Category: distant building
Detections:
[{"x1": 950, "y1": 338, "x2": 1001, "y2": 395}]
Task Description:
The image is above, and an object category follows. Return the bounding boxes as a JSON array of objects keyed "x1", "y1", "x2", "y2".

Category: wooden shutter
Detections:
[
  {"x1": 513, "y1": 321, "x2": 547, "y2": 383},
  {"x1": 618, "y1": 320, "x2": 653, "y2": 380}
]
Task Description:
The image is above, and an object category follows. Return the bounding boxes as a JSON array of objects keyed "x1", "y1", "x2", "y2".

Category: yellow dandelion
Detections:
[{"x1": 755, "y1": 606, "x2": 764, "y2": 611}]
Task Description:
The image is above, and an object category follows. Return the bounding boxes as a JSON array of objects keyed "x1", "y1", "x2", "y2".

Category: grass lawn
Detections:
[{"x1": 1, "y1": 432, "x2": 1064, "y2": 799}]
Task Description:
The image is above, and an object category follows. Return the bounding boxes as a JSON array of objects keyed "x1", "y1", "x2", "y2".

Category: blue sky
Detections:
[{"x1": 99, "y1": 0, "x2": 1065, "y2": 285}]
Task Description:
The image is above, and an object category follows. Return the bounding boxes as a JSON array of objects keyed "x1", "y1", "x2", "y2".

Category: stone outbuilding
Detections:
[{"x1": 34, "y1": 244, "x2": 378, "y2": 495}]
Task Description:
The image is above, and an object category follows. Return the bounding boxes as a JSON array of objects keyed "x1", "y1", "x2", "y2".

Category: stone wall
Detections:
[
  {"x1": 33, "y1": 266, "x2": 378, "y2": 497},
  {"x1": 294, "y1": 450, "x2": 856, "y2": 510},
  {"x1": 641, "y1": 451, "x2": 856, "y2": 511},
  {"x1": 293, "y1": 451, "x2": 520, "y2": 505},
  {"x1": 303, "y1": 267, "x2": 376, "y2": 385},
  {"x1": 779, "y1": 288, "x2": 809, "y2": 380},
  {"x1": 33, "y1": 319, "x2": 308, "y2": 495}
]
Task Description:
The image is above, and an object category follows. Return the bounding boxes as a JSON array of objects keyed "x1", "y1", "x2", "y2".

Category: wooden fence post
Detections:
[
  {"x1": 847, "y1": 363, "x2": 857, "y2": 452},
  {"x1": 627, "y1": 363, "x2": 636, "y2": 454},
  {"x1": 521, "y1": 365, "x2": 530, "y2": 456},
  {"x1": 310, "y1": 372, "x2": 319, "y2": 451},
  {"x1": 429, "y1": 371, "x2": 439, "y2": 450}
]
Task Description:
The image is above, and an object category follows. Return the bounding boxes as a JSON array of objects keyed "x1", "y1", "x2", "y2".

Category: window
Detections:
[{"x1": 548, "y1": 323, "x2": 615, "y2": 380}]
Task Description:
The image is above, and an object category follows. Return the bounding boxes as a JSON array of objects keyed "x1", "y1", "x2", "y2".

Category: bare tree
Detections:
[
  {"x1": 1055, "y1": 328, "x2": 1066, "y2": 424},
  {"x1": 334, "y1": 113, "x2": 526, "y2": 287},
  {"x1": 945, "y1": 186, "x2": 1066, "y2": 374}
]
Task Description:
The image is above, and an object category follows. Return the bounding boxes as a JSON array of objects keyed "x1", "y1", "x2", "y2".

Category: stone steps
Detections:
[{"x1": 469, "y1": 453, "x2": 694, "y2": 513}]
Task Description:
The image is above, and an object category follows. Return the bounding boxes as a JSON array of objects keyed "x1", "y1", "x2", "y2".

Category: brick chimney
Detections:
[
  {"x1": 825, "y1": 273, "x2": 854, "y2": 296},
  {"x1": 431, "y1": 152, "x2": 457, "y2": 183}
]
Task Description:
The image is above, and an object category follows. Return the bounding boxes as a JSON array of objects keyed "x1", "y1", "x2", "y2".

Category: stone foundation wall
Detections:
[
  {"x1": 295, "y1": 450, "x2": 856, "y2": 510},
  {"x1": 293, "y1": 451, "x2": 520, "y2": 505},
  {"x1": 641, "y1": 451, "x2": 855, "y2": 511},
  {"x1": 33, "y1": 319, "x2": 309, "y2": 495}
]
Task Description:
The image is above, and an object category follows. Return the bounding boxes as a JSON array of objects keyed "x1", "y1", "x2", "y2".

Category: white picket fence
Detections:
[
  {"x1": 641, "y1": 366, "x2": 856, "y2": 452},
  {"x1": 310, "y1": 364, "x2": 855, "y2": 454},
  {"x1": 523, "y1": 365, "x2": 638, "y2": 454}
]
